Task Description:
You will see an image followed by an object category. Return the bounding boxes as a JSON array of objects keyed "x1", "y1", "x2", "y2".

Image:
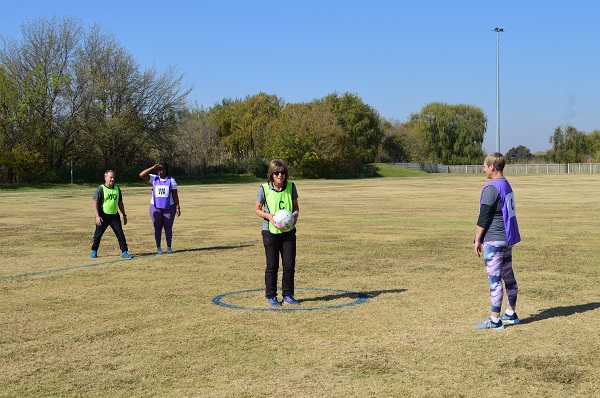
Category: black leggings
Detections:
[{"x1": 262, "y1": 229, "x2": 296, "y2": 298}]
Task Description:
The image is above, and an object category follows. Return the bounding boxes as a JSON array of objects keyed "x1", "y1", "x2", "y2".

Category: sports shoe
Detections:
[
  {"x1": 283, "y1": 295, "x2": 300, "y2": 305},
  {"x1": 156, "y1": 248, "x2": 164, "y2": 254},
  {"x1": 474, "y1": 316, "x2": 504, "y2": 330},
  {"x1": 267, "y1": 297, "x2": 281, "y2": 307},
  {"x1": 166, "y1": 247, "x2": 173, "y2": 254},
  {"x1": 501, "y1": 312, "x2": 520, "y2": 325},
  {"x1": 121, "y1": 251, "x2": 133, "y2": 259},
  {"x1": 90, "y1": 250, "x2": 97, "y2": 259}
]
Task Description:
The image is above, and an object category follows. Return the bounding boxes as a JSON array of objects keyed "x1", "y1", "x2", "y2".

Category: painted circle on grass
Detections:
[{"x1": 212, "y1": 287, "x2": 370, "y2": 311}]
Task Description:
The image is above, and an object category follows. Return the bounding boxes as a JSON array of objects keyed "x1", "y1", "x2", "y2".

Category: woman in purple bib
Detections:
[
  {"x1": 473, "y1": 153, "x2": 521, "y2": 330},
  {"x1": 139, "y1": 163, "x2": 181, "y2": 254}
]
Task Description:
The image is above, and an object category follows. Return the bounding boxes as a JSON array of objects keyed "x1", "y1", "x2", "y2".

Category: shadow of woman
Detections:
[
  {"x1": 299, "y1": 288, "x2": 407, "y2": 303},
  {"x1": 521, "y1": 302, "x2": 600, "y2": 324}
]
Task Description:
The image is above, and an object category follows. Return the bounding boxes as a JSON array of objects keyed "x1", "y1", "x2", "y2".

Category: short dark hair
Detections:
[
  {"x1": 266, "y1": 159, "x2": 288, "y2": 182},
  {"x1": 157, "y1": 162, "x2": 169, "y2": 174}
]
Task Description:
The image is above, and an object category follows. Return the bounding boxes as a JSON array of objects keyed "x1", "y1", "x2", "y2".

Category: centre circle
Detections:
[{"x1": 212, "y1": 287, "x2": 370, "y2": 311}]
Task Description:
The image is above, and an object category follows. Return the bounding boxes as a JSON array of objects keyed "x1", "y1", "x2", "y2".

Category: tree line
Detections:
[
  {"x1": 503, "y1": 125, "x2": 600, "y2": 164},
  {"x1": 1, "y1": 17, "x2": 596, "y2": 183}
]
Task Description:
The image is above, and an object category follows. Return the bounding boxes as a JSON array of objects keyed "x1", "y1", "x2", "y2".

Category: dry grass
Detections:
[{"x1": 1, "y1": 174, "x2": 599, "y2": 397}]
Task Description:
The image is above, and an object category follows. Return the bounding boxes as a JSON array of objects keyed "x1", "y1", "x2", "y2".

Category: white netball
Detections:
[{"x1": 273, "y1": 209, "x2": 295, "y2": 231}]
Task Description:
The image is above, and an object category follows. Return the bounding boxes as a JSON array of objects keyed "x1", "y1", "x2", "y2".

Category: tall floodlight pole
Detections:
[{"x1": 493, "y1": 27, "x2": 504, "y2": 153}]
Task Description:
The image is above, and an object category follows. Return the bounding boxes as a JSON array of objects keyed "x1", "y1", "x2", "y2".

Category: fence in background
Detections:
[
  {"x1": 394, "y1": 163, "x2": 449, "y2": 173},
  {"x1": 394, "y1": 163, "x2": 600, "y2": 174}
]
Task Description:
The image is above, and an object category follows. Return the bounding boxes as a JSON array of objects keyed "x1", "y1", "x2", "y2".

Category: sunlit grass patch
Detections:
[{"x1": 1, "y1": 174, "x2": 599, "y2": 397}]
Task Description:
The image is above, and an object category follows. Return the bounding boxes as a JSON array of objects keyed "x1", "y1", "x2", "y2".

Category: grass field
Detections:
[{"x1": 1, "y1": 170, "x2": 599, "y2": 397}]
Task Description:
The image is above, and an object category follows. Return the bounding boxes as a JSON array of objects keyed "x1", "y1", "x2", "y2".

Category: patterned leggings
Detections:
[{"x1": 483, "y1": 241, "x2": 518, "y2": 313}]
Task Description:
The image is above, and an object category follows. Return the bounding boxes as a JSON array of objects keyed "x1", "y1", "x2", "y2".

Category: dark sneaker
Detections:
[
  {"x1": 501, "y1": 312, "x2": 520, "y2": 325},
  {"x1": 267, "y1": 297, "x2": 281, "y2": 307},
  {"x1": 283, "y1": 295, "x2": 300, "y2": 305},
  {"x1": 121, "y1": 251, "x2": 133, "y2": 259},
  {"x1": 474, "y1": 316, "x2": 504, "y2": 330},
  {"x1": 90, "y1": 250, "x2": 97, "y2": 259}
]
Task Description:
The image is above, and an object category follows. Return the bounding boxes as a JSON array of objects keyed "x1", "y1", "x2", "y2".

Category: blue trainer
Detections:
[
  {"x1": 166, "y1": 248, "x2": 173, "y2": 254},
  {"x1": 501, "y1": 312, "x2": 520, "y2": 325},
  {"x1": 283, "y1": 295, "x2": 300, "y2": 305},
  {"x1": 474, "y1": 316, "x2": 504, "y2": 330},
  {"x1": 156, "y1": 248, "x2": 164, "y2": 254},
  {"x1": 90, "y1": 250, "x2": 97, "y2": 259},
  {"x1": 267, "y1": 297, "x2": 281, "y2": 307},
  {"x1": 121, "y1": 251, "x2": 133, "y2": 259}
]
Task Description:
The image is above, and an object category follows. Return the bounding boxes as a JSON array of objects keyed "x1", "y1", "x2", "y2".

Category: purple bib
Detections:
[
  {"x1": 481, "y1": 179, "x2": 521, "y2": 246},
  {"x1": 153, "y1": 176, "x2": 171, "y2": 209}
]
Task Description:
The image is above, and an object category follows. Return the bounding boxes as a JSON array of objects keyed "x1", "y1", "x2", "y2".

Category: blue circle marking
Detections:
[{"x1": 212, "y1": 287, "x2": 370, "y2": 311}]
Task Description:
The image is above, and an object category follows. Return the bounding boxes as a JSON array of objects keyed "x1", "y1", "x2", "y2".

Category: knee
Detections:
[{"x1": 505, "y1": 280, "x2": 518, "y2": 291}]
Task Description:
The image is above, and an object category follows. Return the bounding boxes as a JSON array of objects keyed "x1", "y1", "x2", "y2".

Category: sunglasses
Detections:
[{"x1": 273, "y1": 170, "x2": 286, "y2": 176}]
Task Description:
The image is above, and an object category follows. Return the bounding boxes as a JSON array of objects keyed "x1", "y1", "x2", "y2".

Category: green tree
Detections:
[
  {"x1": 586, "y1": 130, "x2": 600, "y2": 161},
  {"x1": 263, "y1": 102, "x2": 360, "y2": 178},
  {"x1": 210, "y1": 93, "x2": 284, "y2": 159},
  {"x1": 0, "y1": 65, "x2": 50, "y2": 183},
  {"x1": 409, "y1": 102, "x2": 486, "y2": 164},
  {"x1": 0, "y1": 16, "x2": 83, "y2": 181},
  {"x1": 548, "y1": 125, "x2": 589, "y2": 163},
  {"x1": 377, "y1": 119, "x2": 410, "y2": 163},
  {"x1": 318, "y1": 92, "x2": 383, "y2": 164},
  {"x1": 505, "y1": 145, "x2": 533, "y2": 163},
  {"x1": 0, "y1": 65, "x2": 20, "y2": 182}
]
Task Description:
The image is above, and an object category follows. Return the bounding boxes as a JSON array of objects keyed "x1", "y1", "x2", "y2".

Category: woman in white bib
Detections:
[{"x1": 140, "y1": 163, "x2": 181, "y2": 254}]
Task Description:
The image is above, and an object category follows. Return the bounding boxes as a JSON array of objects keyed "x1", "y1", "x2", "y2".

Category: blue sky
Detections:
[{"x1": 2, "y1": 1, "x2": 599, "y2": 153}]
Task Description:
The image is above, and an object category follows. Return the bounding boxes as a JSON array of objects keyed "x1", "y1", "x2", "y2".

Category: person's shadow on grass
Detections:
[
  {"x1": 521, "y1": 302, "x2": 600, "y2": 324},
  {"x1": 138, "y1": 243, "x2": 255, "y2": 256},
  {"x1": 299, "y1": 288, "x2": 407, "y2": 303},
  {"x1": 177, "y1": 243, "x2": 254, "y2": 253}
]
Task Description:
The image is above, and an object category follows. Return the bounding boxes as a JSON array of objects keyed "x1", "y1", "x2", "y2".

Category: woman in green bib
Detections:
[{"x1": 254, "y1": 159, "x2": 299, "y2": 307}]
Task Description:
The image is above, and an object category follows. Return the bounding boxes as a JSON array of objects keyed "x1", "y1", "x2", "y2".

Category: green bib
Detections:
[
  {"x1": 263, "y1": 182, "x2": 294, "y2": 234},
  {"x1": 101, "y1": 185, "x2": 120, "y2": 214}
]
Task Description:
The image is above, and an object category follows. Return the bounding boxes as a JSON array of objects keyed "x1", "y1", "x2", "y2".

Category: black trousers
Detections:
[
  {"x1": 91, "y1": 213, "x2": 128, "y2": 253},
  {"x1": 262, "y1": 229, "x2": 296, "y2": 298}
]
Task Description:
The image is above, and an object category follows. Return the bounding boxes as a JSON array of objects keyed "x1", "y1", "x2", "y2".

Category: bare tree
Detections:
[
  {"x1": 174, "y1": 107, "x2": 222, "y2": 175},
  {"x1": 0, "y1": 16, "x2": 191, "y2": 181}
]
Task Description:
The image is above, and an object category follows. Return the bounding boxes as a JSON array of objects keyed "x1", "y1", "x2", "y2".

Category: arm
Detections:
[
  {"x1": 139, "y1": 164, "x2": 159, "y2": 182},
  {"x1": 255, "y1": 200, "x2": 276, "y2": 225},
  {"x1": 93, "y1": 200, "x2": 102, "y2": 226},
  {"x1": 474, "y1": 186, "x2": 499, "y2": 257},
  {"x1": 474, "y1": 225, "x2": 485, "y2": 257},
  {"x1": 291, "y1": 182, "x2": 299, "y2": 224},
  {"x1": 474, "y1": 204, "x2": 495, "y2": 257},
  {"x1": 292, "y1": 199, "x2": 299, "y2": 225},
  {"x1": 118, "y1": 200, "x2": 128, "y2": 226},
  {"x1": 172, "y1": 189, "x2": 181, "y2": 217}
]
